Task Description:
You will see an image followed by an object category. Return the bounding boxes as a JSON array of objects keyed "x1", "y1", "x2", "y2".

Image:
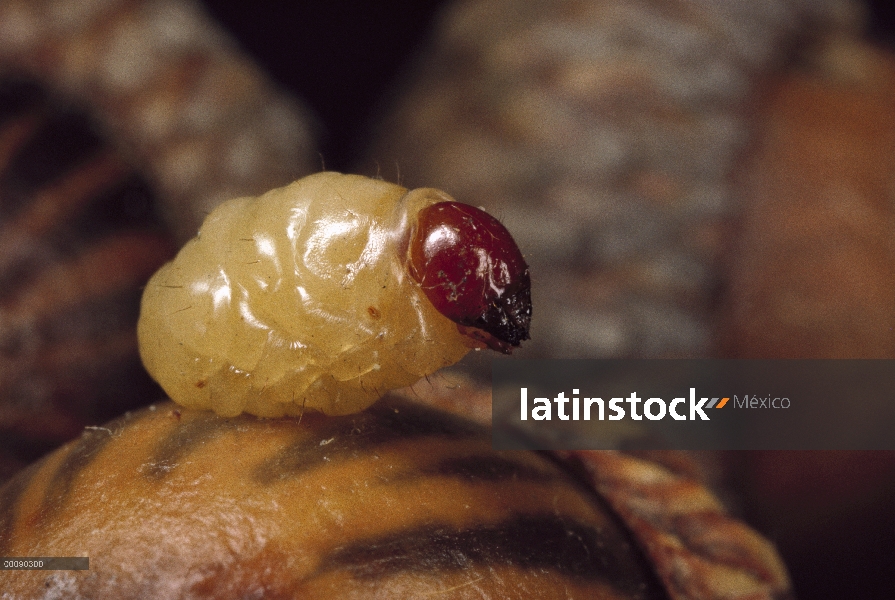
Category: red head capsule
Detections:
[{"x1": 407, "y1": 201, "x2": 531, "y2": 354}]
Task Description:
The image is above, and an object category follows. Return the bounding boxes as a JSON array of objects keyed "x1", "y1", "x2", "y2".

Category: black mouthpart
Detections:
[{"x1": 467, "y1": 272, "x2": 532, "y2": 348}]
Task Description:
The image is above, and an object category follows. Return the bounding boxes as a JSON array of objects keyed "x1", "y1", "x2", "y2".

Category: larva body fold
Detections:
[{"x1": 138, "y1": 172, "x2": 474, "y2": 417}]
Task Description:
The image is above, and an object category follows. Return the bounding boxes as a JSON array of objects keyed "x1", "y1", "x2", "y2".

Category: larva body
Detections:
[{"x1": 139, "y1": 172, "x2": 518, "y2": 417}]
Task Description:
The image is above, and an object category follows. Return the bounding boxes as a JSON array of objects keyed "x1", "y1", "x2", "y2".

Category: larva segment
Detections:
[{"x1": 138, "y1": 172, "x2": 496, "y2": 417}]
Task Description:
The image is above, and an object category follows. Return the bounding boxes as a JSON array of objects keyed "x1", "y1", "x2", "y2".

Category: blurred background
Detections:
[
  {"x1": 1, "y1": 0, "x2": 894, "y2": 598},
  {"x1": 199, "y1": 0, "x2": 894, "y2": 170}
]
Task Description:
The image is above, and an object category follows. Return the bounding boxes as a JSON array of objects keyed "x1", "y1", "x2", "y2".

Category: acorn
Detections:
[{"x1": 0, "y1": 387, "x2": 794, "y2": 599}]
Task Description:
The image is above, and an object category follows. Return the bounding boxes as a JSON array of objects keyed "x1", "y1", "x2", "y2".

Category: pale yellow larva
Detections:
[{"x1": 137, "y1": 172, "x2": 531, "y2": 417}]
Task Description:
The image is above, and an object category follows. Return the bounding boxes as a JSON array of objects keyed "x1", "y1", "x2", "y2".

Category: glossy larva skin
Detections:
[{"x1": 138, "y1": 172, "x2": 471, "y2": 417}]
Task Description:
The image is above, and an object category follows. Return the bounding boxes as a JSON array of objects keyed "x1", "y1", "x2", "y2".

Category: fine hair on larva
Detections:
[{"x1": 139, "y1": 172, "x2": 497, "y2": 417}]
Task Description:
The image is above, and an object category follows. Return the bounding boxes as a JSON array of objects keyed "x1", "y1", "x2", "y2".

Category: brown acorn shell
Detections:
[{"x1": 0, "y1": 396, "x2": 669, "y2": 600}]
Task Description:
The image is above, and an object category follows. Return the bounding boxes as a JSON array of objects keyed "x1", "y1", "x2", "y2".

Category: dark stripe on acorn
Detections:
[
  {"x1": 421, "y1": 453, "x2": 556, "y2": 483},
  {"x1": 38, "y1": 427, "x2": 118, "y2": 522},
  {"x1": 319, "y1": 513, "x2": 641, "y2": 588},
  {"x1": 253, "y1": 397, "x2": 485, "y2": 484}
]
